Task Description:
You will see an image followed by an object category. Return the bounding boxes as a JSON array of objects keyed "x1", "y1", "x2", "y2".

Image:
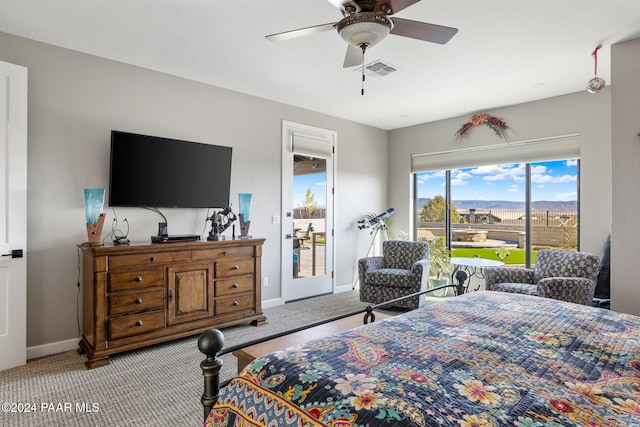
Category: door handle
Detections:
[{"x1": 2, "y1": 249, "x2": 23, "y2": 258}]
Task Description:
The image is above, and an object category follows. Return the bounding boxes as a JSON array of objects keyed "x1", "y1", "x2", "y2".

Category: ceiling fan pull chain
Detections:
[{"x1": 361, "y1": 45, "x2": 366, "y2": 96}]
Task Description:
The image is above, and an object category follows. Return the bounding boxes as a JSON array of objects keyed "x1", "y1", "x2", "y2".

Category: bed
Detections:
[{"x1": 199, "y1": 291, "x2": 640, "y2": 426}]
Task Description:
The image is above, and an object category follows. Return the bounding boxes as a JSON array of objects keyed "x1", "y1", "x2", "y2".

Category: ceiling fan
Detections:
[{"x1": 266, "y1": 0, "x2": 458, "y2": 68}]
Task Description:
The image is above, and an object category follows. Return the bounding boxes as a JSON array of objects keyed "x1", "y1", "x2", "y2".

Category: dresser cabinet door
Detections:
[{"x1": 167, "y1": 262, "x2": 214, "y2": 325}]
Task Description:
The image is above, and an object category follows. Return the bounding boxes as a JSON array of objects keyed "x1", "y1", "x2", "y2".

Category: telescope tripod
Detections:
[{"x1": 352, "y1": 222, "x2": 388, "y2": 290}]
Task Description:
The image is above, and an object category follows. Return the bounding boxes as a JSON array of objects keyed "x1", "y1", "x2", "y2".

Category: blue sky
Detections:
[
  {"x1": 416, "y1": 159, "x2": 578, "y2": 201},
  {"x1": 294, "y1": 172, "x2": 326, "y2": 208}
]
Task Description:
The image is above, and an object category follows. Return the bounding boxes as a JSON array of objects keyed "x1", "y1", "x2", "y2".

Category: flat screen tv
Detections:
[{"x1": 109, "y1": 131, "x2": 232, "y2": 209}]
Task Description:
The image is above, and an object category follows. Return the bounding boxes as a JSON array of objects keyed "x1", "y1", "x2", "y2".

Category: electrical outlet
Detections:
[
  {"x1": 262, "y1": 277, "x2": 269, "y2": 287},
  {"x1": 271, "y1": 215, "x2": 280, "y2": 224}
]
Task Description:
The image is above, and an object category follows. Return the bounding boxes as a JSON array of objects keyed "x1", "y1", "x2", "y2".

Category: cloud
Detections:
[
  {"x1": 423, "y1": 161, "x2": 577, "y2": 200},
  {"x1": 469, "y1": 164, "x2": 527, "y2": 183},
  {"x1": 449, "y1": 170, "x2": 473, "y2": 186},
  {"x1": 555, "y1": 191, "x2": 577, "y2": 200},
  {"x1": 418, "y1": 171, "x2": 445, "y2": 181},
  {"x1": 468, "y1": 164, "x2": 576, "y2": 186},
  {"x1": 451, "y1": 178, "x2": 468, "y2": 186},
  {"x1": 454, "y1": 171, "x2": 473, "y2": 180},
  {"x1": 531, "y1": 164, "x2": 548, "y2": 174},
  {"x1": 532, "y1": 173, "x2": 577, "y2": 184}
]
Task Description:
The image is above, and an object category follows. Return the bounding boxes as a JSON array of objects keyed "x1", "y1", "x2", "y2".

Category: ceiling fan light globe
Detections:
[{"x1": 337, "y1": 12, "x2": 392, "y2": 48}]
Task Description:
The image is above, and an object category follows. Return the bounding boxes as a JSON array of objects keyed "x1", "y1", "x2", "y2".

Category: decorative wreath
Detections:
[{"x1": 455, "y1": 113, "x2": 511, "y2": 141}]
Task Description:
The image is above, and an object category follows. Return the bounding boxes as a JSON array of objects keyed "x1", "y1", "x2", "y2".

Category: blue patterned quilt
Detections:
[{"x1": 204, "y1": 291, "x2": 640, "y2": 426}]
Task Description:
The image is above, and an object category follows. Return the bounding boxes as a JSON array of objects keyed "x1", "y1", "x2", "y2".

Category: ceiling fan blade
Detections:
[
  {"x1": 266, "y1": 22, "x2": 337, "y2": 42},
  {"x1": 374, "y1": 0, "x2": 421, "y2": 15},
  {"x1": 343, "y1": 44, "x2": 363, "y2": 68},
  {"x1": 390, "y1": 17, "x2": 458, "y2": 44}
]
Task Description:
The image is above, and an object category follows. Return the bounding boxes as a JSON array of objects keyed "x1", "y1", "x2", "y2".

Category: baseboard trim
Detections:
[
  {"x1": 27, "y1": 338, "x2": 79, "y2": 360},
  {"x1": 27, "y1": 289, "x2": 357, "y2": 358},
  {"x1": 334, "y1": 284, "x2": 353, "y2": 293},
  {"x1": 263, "y1": 287, "x2": 354, "y2": 308},
  {"x1": 262, "y1": 297, "x2": 283, "y2": 309}
]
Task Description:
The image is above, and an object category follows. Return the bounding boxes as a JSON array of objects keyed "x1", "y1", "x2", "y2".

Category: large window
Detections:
[{"x1": 414, "y1": 156, "x2": 579, "y2": 267}]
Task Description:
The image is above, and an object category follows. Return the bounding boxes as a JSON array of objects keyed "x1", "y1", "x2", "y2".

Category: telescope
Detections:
[{"x1": 357, "y1": 208, "x2": 395, "y2": 230}]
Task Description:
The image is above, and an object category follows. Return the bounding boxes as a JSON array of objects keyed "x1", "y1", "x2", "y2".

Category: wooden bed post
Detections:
[{"x1": 198, "y1": 329, "x2": 225, "y2": 422}]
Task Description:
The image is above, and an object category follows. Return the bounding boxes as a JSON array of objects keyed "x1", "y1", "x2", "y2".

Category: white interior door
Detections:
[
  {"x1": 281, "y1": 121, "x2": 334, "y2": 302},
  {"x1": 0, "y1": 61, "x2": 28, "y2": 371}
]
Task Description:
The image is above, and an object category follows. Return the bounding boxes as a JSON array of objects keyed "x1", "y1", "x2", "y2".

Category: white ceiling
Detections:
[{"x1": 1, "y1": 0, "x2": 639, "y2": 130}]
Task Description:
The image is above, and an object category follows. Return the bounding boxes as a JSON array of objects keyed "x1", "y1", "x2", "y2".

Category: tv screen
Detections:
[{"x1": 109, "y1": 131, "x2": 232, "y2": 208}]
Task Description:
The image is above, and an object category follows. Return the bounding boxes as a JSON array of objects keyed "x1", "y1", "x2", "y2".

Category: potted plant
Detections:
[{"x1": 428, "y1": 236, "x2": 453, "y2": 296}]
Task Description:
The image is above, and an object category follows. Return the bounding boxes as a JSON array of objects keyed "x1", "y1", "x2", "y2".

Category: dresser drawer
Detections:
[
  {"x1": 108, "y1": 289, "x2": 165, "y2": 316},
  {"x1": 108, "y1": 310, "x2": 165, "y2": 340},
  {"x1": 109, "y1": 269, "x2": 165, "y2": 292},
  {"x1": 108, "y1": 251, "x2": 191, "y2": 269},
  {"x1": 215, "y1": 294, "x2": 255, "y2": 315},
  {"x1": 215, "y1": 259, "x2": 254, "y2": 278},
  {"x1": 192, "y1": 246, "x2": 254, "y2": 262},
  {"x1": 215, "y1": 276, "x2": 254, "y2": 297}
]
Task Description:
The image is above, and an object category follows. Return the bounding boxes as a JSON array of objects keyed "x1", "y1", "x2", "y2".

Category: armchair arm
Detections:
[
  {"x1": 358, "y1": 256, "x2": 384, "y2": 285},
  {"x1": 537, "y1": 277, "x2": 597, "y2": 306},
  {"x1": 484, "y1": 267, "x2": 534, "y2": 291},
  {"x1": 411, "y1": 259, "x2": 430, "y2": 276}
]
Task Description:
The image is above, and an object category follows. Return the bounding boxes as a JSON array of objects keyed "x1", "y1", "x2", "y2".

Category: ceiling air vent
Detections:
[{"x1": 357, "y1": 60, "x2": 399, "y2": 78}]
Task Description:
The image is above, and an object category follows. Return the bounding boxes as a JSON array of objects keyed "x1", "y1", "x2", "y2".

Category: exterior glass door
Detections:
[{"x1": 281, "y1": 122, "x2": 334, "y2": 302}]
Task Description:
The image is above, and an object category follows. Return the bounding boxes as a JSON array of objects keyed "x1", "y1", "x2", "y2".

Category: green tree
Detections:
[
  {"x1": 301, "y1": 187, "x2": 317, "y2": 218},
  {"x1": 419, "y1": 195, "x2": 460, "y2": 223}
]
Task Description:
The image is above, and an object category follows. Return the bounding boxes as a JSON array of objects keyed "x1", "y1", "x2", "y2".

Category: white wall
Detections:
[
  {"x1": 611, "y1": 37, "x2": 640, "y2": 315},
  {"x1": 0, "y1": 32, "x2": 389, "y2": 350}
]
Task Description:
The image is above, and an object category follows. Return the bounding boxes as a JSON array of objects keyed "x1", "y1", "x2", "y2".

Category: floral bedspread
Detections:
[{"x1": 204, "y1": 291, "x2": 640, "y2": 427}]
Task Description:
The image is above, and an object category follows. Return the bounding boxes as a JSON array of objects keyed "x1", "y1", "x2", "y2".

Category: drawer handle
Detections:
[
  {"x1": 232, "y1": 283, "x2": 239, "y2": 289},
  {"x1": 135, "y1": 298, "x2": 143, "y2": 304},
  {"x1": 232, "y1": 265, "x2": 239, "y2": 270},
  {"x1": 135, "y1": 320, "x2": 143, "y2": 327},
  {"x1": 135, "y1": 276, "x2": 143, "y2": 282},
  {"x1": 223, "y1": 250, "x2": 228, "y2": 256},
  {"x1": 232, "y1": 301, "x2": 239, "y2": 306},
  {"x1": 149, "y1": 256, "x2": 156, "y2": 263}
]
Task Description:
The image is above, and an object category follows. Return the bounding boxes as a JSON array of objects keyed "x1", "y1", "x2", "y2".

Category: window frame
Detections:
[{"x1": 413, "y1": 158, "x2": 581, "y2": 268}]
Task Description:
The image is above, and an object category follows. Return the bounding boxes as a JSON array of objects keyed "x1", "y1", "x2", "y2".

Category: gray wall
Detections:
[{"x1": 0, "y1": 32, "x2": 389, "y2": 350}]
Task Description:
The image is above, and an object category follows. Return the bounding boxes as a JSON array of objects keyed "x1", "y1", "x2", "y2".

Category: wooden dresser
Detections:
[{"x1": 78, "y1": 238, "x2": 266, "y2": 368}]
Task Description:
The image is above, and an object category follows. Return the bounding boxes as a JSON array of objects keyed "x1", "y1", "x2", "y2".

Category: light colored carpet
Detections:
[{"x1": 0, "y1": 290, "x2": 380, "y2": 427}]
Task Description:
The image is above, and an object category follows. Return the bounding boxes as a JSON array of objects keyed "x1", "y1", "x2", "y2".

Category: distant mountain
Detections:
[{"x1": 416, "y1": 198, "x2": 577, "y2": 212}]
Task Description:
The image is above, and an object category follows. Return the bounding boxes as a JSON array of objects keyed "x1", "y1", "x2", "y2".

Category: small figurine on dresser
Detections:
[{"x1": 207, "y1": 207, "x2": 236, "y2": 241}]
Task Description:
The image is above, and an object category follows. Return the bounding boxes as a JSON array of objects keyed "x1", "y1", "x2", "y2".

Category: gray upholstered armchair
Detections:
[
  {"x1": 358, "y1": 240, "x2": 430, "y2": 309},
  {"x1": 484, "y1": 249, "x2": 600, "y2": 305}
]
